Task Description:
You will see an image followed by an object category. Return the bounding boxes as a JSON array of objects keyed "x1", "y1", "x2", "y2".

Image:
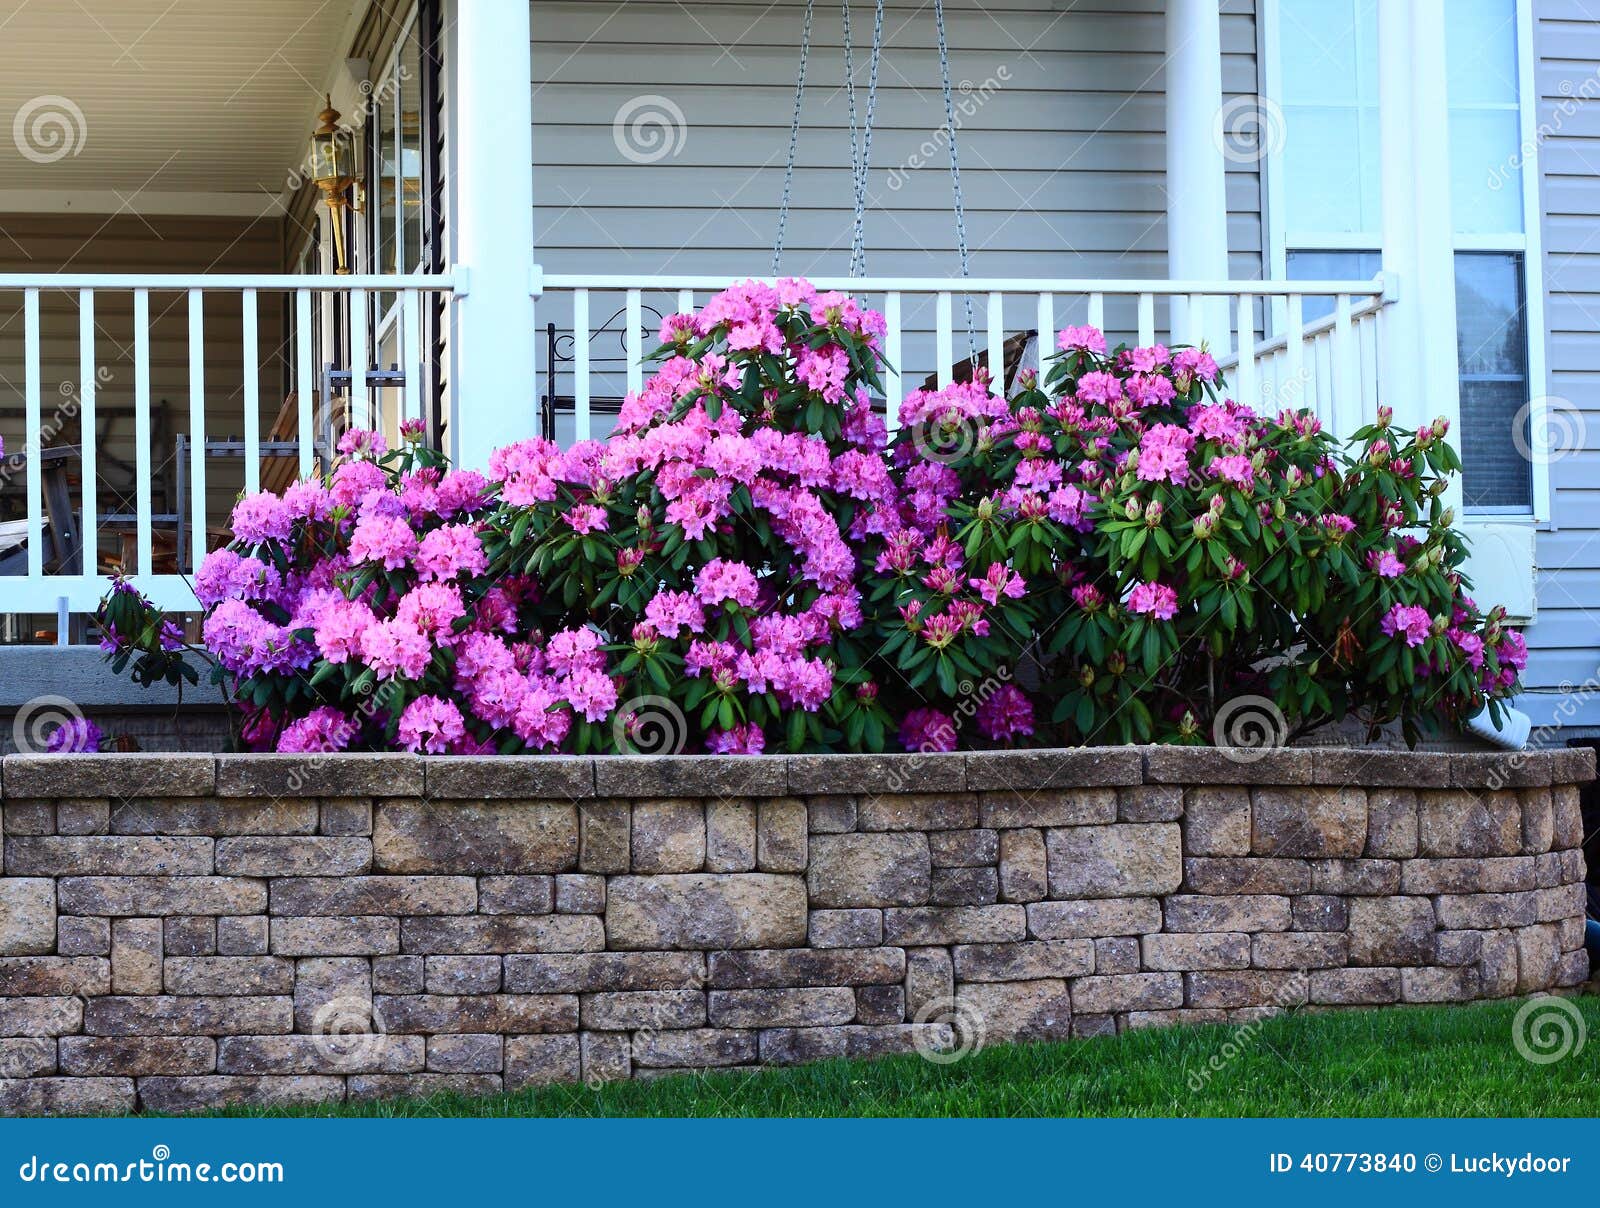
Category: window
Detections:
[
  {"x1": 1276, "y1": 0, "x2": 1380, "y2": 239},
  {"x1": 1265, "y1": 0, "x2": 1541, "y2": 516},
  {"x1": 360, "y1": 2, "x2": 441, "y2": 444},
  {"x1": 1456, "y1": 252, "x2": 1531, "y2": 511},
  {"x1": 1286, "y1": 249, "x2": 1381, "y2": 323}
]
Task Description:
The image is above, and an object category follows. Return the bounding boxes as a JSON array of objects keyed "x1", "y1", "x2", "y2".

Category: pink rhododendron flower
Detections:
[
  {"x1": 1056, "y1": 325, "x2": 1108, "y2": 354},
  {"x1": 230, "y1": 493, "x2": 292, "y2": 544},
  {"x1": 976, "y1": 685, "x2": 1034, "y2": 743},
  {"x1": 360, "y1": 618, "x2": 432, "y2": 680},
  {"x1": 1207, "y1": 454, "x2": 1256, "y2": 491},
  {"x1": 1369, "y1": 549, "x2": 1405, "y2": 578},
  {"x1": 899, "y1": 707, "x2": 957, "y2": 753},
  {"x1": 1381, "y1": 603, "x2": 1433, "y2": 648},
  {"x1": 277, "y1": 707, "x2": 358, "y2": 754},
  {"x1": 1127, "y1": 581, "x2": 1180, "y2": 621},
  {"x1": 348, "y1": 513, "x2": 418, "y2": 571},
  {"x1": 397, "y1": 695, "x2": 465, "y2": 754},
  {"x1": 706, "y1": 723, "x2": 765, "y2": 754},
  {"x1": 694, "y1": 559, "x2": 760, "y2": 608},
  {"x1": 415, "y1": 523, "x2": 488, "y2": 582},
  {"x1": 1136, "y1": 424, "x2": 1194, "y2": 485}
]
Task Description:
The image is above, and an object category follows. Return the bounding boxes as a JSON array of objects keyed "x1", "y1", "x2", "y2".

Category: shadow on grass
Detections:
[{"x1": 189, "y1": 997, "x2": 1600, "y2": 1120}]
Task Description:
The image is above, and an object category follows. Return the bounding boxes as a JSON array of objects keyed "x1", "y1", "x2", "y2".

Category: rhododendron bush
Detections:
[
  {"x1": 877, "y1": 336, "x2": 1526, "y2": 749},
  {"x1": 98, "y1": 278, "x2": 1525, "y2": 755}
]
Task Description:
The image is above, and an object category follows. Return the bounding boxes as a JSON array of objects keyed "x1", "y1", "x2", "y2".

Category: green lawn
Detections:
[{"x1": 215, "y1": 997, "x2": 1600, "y2": 1118}]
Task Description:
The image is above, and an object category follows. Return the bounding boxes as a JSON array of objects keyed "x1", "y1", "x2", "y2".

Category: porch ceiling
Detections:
[{"x1": 0, "y1": 0, "x2": 362, "y2": 201}]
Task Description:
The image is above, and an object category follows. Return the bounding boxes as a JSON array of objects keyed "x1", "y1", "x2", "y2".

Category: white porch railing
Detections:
[
  {"x1": 532, "y1": 273, "x2": 1393, "y2": 440},
  {"x1": 0, "y1": 270, "x2": 1390, "y2": 630},
  {"x1": 0, "y1": 272, "x2": 455, "y2": 617}
]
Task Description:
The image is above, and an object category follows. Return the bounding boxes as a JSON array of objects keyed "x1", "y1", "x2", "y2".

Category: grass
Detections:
[{"x1": 210, "y1": 997, "x2": 1600, "y2": 1119}]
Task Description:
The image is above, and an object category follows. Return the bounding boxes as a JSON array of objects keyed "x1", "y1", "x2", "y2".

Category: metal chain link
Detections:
[
  {"x1": 773, "y1": 0, "x2": 815, "y2": 276},
  {"x1": 841, "y1": 1, "x2": 861, "y2": 274},
  {"x1": 933, "y1": 0, "x2": 977, "y2": 358},
  {"x1": 851, "y1": 1, "x2": 884, "y2": 277}
]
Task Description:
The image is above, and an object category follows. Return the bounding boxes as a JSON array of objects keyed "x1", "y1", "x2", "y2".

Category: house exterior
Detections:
[{"x1": 0, "y1": 0, "x2": 1593, "y2": 735}]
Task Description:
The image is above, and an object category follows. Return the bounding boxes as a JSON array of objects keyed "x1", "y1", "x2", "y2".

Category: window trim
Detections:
[{"x1": 1259, "y1": 0, "x2": 1550, "y2": 523}]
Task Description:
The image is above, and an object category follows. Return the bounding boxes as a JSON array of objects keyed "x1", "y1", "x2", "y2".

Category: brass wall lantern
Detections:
[{"x1": 309, "y1": 96, "x2": 363, "y2": 274}]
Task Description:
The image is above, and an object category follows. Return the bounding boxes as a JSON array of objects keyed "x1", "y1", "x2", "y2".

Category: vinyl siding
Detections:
[
  {"x1": 1520, "y1": 0, "x2": 1600, "y2": 727},
  {"x1": 0, "y1": 214, "x2": 285, "y2": 595},
  {"x1": 528, "y1": 0, "x2": 1263, "y2": 432}
]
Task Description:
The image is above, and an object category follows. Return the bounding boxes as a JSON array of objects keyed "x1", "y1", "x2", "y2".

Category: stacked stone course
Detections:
[{"x1": 0, "y1": 745, "x2": 1589, "y2": 1114}]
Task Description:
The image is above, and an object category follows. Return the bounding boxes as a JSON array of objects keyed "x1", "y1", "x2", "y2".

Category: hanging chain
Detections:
[
  {"x1": 850, "y1": 1, "x2": 884, "y2": 277},
  {"x1": 933, "y1": 0, "x2": 976, "y2": 358},
  {"x1": 841, "y1": 1, "x2": 861, "y2": 274},
  {"x1": 773, "y1": 0, "x2": 815, "y2": 276}
]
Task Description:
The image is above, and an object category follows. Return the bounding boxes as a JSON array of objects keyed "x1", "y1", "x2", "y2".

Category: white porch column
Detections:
[
  {"x1": 1164, "y1": 0, "x2": 1232, "y2": 353},
  {"x1": 1378, "y1": 0, "x2": 1461, "y2": 486},
  {"x1": 446, "y1": 0, "x2": 538, "y2": 468}
]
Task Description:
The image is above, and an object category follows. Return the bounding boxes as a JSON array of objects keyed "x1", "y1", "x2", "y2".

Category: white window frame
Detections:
[{"x1": 1259, "y1": 0, "x2": 1550, "y2": 524}]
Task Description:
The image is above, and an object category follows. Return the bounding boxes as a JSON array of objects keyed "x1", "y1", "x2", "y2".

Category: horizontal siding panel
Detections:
[{"x1": 531, "y1": 0, "x2": 1263, "y2": 282}]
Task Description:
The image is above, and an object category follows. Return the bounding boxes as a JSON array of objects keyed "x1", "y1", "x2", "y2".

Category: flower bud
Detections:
[
  {"x1": 1144, "y1": 500, "x2": 1164, "y2": 527},
  {"x1": 1376, "y1": 405, "x2": 1393, "y2": 428}
]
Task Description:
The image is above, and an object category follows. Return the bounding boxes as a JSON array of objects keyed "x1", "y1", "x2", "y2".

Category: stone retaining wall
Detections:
[{"x1": 0, "y1": 746, "x2": 1590, "y2": 1115}]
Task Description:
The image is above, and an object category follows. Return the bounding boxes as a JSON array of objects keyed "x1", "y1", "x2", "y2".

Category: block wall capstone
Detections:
[{"x1": 0, "y1": 746, "x2": 1590, "y2": 1114}]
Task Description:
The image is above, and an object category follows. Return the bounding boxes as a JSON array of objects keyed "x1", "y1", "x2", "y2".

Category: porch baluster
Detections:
[
  {"x1": 349, "y1": 288, "x2": 368, "y2": 431},
  {"x1": 402, "y1": 288, "x2": 423, "y2": 431},
  {"x1": 79, "y1": 289, "x2": 97, "y2": 577},
  {"x1": 188, "y1": 289, "x2": 207, "y2": 574},
  {"x1": 625, "y1": 289, "x2": 643, "y2": 396},
  {"x1": 295, "y1": 289, "x2": 313, "y2": 477},
  {"x1": 134, "y1": 289, "x2": 153, "y2": 577},
  {"x1": 1236, "y1": 293, "x2": 1256, "y2": 408},
  {"x1": 884, "y1": 292, "x2": 902, "y2": 428},
  {"x1": 935, "y1": 291, "x2": 953, "y2": 388},
  {"x1": 986, "y1": 292, "x2": 1004, "y2": 399},
  {"x1": 242, "y1": 289, "x2": 259, "y2": 494},
  {"x1": 1332, "y1": 295, "x2": 1353, "y2": 435},
  {"x1": 1035, "y1": 293, "x2": 1053, "y2": 385},
  {"x1": 574, "y1": 288, "x2": 592, "y2": 442},
  {"x1": 24, "y1": 288, "x2": 41, "y2": 579},
  {"x1": 1284, "y1": 292, "x2": 1306, "y2": 413}
]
